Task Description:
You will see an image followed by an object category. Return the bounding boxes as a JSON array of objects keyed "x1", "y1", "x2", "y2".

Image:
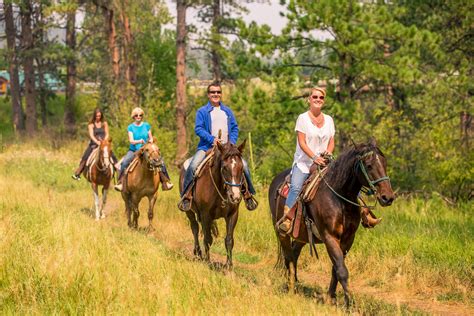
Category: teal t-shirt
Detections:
[{"x1": 128, "y1": 122, "x2": 151, "y2": 151}]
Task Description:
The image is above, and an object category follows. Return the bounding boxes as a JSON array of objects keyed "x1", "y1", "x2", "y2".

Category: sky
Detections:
[{"x1": 164, "y1": 0, "x2": 288, "y2": 35}]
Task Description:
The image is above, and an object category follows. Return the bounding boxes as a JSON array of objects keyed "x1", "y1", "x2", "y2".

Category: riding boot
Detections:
[
  {"x1": 361, "y1": 206, "x2": 382, "y2": 228},
  {"x1": 278, "y1": 205, "x2": 293, "y2": 233},
  {"x1": 72, "y1": 160, "x2": 86, "y2": 180},
  {"x1": 243, "y1": 190, "x2": 258, "y2": 211},
  {"x1": 178, "y1": 187, "x2": 193, "y2": 212},
  {"x1": 114, "y1": 171, "x2": 124, "y2": 192},
  {"x1": 159, "y1": 170, "x2": 174, "y2": 191}
]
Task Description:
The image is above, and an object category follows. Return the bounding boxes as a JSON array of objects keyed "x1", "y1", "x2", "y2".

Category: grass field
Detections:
[{"x1": 1, "y1": 141, "x2": 473, "y2": 315}]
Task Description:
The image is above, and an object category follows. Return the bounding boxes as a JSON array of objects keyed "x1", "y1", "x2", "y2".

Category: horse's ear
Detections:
[
  {"x1": 152, "y1": 136, "x2": 157, "y2": 143},
  {"x1": 216, "y1": 141, "x2": 224, "y2": 152},
  {"x1": 349, "y1": 135, "x2": 356, "y2": 148},
  {"x1": 369, "y1": 137, "x2": 377, "y2": 147},
  {"x1": 238, "y1": 139, "x2": 247, "y2": 153},
  {"x1": 108, "y1": 137, "x2": 112, "y2": 143}
]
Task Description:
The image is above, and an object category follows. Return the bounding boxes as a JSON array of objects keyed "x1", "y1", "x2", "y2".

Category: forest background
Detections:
[{"x1": 0, "y1": 0, "x2": 472, "y2": 201}]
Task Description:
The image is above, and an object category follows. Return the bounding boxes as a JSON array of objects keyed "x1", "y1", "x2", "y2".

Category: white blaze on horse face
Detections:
[
  {"x1": 230, "y1": 158, "x2": 241, "y2": 198},
  {"x1": 103, "y1": 146, "x2": 110, "y2": 167}
]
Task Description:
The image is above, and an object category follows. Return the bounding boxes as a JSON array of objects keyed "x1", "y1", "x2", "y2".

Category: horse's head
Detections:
[
  {"x1": 355, "y1": 139, "x2": 395, "y2": 206},
  {"x1": 216, "y1": 140, "x2": 246, "y2": 205},
  {"x1": 139, "y1": 139, "x2": 163, "y2": 169},
  {"x1": 99, "y1": 138, "x2": 112, "y2": 169}
]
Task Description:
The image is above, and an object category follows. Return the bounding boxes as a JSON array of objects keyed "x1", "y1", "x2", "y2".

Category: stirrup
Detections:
[
  {"x1": 276, "y1": 213, "x2": 293, "y2": 235},
  {"x1": 178, "y1": 196, "x2": 192, "y2": 212},
  {"x1": 245, "y1": 195, "x2": 258, "y2": 211}
]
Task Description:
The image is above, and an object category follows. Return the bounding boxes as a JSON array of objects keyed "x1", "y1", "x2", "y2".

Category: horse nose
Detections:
[{"x1": 381, "y1": 194, "x2": 394, "y2": 206}]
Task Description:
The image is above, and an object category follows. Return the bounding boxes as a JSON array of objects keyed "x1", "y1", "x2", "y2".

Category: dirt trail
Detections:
[{"x1": 94, "y1": 197, "x2": 473, "y2": 315}]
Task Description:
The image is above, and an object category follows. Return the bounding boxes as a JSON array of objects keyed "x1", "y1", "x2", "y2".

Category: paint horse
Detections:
[{"x1": 83, "y1": 138, "x2": 114, "y2": 220}]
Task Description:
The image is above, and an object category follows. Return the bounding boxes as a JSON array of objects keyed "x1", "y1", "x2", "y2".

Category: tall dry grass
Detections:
[{"x1": 1, "y1": 141, "x2": 472, "y2": 314}]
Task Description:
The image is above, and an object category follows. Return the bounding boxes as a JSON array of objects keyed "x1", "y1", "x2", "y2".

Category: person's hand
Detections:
[
  {"x1": 95, "y1": 140, "x2": 101, "y2": 146},
  {"x1": 213, "y1": 138, "x2": 220, "y2": 146},
  {"x1": 314, "y1": 156, "x2": 326, "y2": 166}
]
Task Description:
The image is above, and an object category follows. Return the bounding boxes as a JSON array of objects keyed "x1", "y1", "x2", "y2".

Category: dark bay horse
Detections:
[
  {"x1": 179, "y1": 141, "x2": 246, "y2": 268},
  {"x1": 83, "y1": 138, "x2": 114, "y2": 220},
  {"x1": 269, "y1": 140, "x2": 395, "y2": 306},
  {"x1": 121, "y1": 140, "x2": 164, "y2": 231}
]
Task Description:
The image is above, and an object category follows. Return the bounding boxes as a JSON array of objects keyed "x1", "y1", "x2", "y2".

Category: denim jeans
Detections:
[
  {"x1": 181, "y1": 150, "x2": 256, "y2": 197},
  {"x1": 285, "y1": 164, "x2": 309, "y2": 209},
  {"x1": 181, "y1": 150, "x2": 207, "y2": 196}
]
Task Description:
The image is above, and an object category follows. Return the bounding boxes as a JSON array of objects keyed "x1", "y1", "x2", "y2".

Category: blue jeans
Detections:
[
  {"x1": 285, "y1": 164, "x2": 309, "y2": 209},
  {"x1": 181, "y1": 150, "x2": 256, "y2": 197},
  {"x1": 120, "y1": 150, "x2": 136, "y2": 173}
]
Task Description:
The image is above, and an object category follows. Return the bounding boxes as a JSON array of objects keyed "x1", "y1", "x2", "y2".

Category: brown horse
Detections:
[
  {"x1": 83, "y1": 138, "x2": 114, "y2": 220},
  {"x1": 121, "y1": 140, "x2": 164, "y2": 231},
  {"x1": 179, "y1": 141, "x2": 246, "y2": 268},
  {"x1": 269, "y1": 140, "x2": 395, "y2": 306}
]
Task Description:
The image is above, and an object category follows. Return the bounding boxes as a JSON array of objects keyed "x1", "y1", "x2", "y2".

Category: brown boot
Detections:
[
  {"x1": 361, "y1": 207, "x2": 382, "y2": 228},
  {"x1": 159, "y1": 171, "x2": 174, "y2": 191},
  {"x1": 278, "y1": 205, "x2": 293, "y2": 233},
  {"x1": 243, "y1": 190, "x2": 258, "y2": 211},
  {"x1": 72, "y1": 160, "x2": 86, "y2": 180},
  {"x1": 178, "y1": 189, "x2": 192, "y2": 212}
]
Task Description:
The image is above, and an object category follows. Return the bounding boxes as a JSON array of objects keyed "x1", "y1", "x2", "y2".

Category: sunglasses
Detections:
[
  {"x1": 208, "y1": 90, "x2": 222, "y2": 95},
  {"x1": 311, "y1": 95, "x2": 325, "y2": 100},
  {"x1": 134, "y1": 114, "x2": 143, "y2": 118}
]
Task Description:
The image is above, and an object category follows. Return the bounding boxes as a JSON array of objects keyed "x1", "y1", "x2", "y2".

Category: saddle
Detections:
[
  {"x1": 277, "y1": 164, "x2": 327, "y2": 240},
  {"x1": 182, "y1": 149, "x2": 215, "y2": 178}
]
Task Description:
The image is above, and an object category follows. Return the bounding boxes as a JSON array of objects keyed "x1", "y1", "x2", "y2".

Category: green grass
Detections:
[{"x1": 1, "y1": 141, "x2": 473, "y2": 314}]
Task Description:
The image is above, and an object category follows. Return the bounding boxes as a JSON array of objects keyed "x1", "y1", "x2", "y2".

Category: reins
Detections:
[{"x1": 319, "y1": 150, "x2": 391, "y2": 209}]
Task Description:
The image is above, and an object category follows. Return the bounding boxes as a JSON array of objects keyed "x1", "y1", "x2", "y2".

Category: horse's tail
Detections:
[
  {"x1": 211, "y1": 220, "x2": 219, "y2": 238},
  {"x1": 269, "y1": 168, "x2": 292, "y2": 271}
]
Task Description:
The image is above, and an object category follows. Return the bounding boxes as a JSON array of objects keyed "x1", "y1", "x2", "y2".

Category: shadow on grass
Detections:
[{"x1": 80, "y1": 207, "x2": 95, "y2": 218}]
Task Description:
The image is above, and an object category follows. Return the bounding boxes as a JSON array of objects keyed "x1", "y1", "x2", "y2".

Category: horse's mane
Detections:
[{"x1": 325, "y1": 142, "x2": 384, "y2": 190}]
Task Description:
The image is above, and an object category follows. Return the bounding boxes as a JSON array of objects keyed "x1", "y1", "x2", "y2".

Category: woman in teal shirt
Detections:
[{"x1": 114, "y1": 107, "x2": 173, "y2": 191}]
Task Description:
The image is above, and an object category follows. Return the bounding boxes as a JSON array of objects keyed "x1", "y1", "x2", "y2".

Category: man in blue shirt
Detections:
[{"x1": 178, "y1": 82, "x2": 257, "y2": 212}]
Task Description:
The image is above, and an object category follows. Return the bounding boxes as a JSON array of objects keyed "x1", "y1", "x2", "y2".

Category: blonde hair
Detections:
[
  {"x1": 310, "y1": 87, "x2": 326, "y2": 97},
  {"x1": 130, "y1": 107, "x2": 145, "y2": 118}
]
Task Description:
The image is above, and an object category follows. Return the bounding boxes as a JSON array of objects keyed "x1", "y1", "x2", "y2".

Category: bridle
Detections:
[
  {"x1": 209, "y1": 152, "x2": 244, "y2": 206},
  {"x1": 355, "y1": 151, "x2": 391, "y2": 196},
  {"x1": 142, "y1": 144, "x2": 163, "y2": 173},
  {"x1": 96, "y1": 143, "x2": 110, "y2": 172},
  {"x1": 320, "y1": 150, "x2": 391, "y2": 207}
]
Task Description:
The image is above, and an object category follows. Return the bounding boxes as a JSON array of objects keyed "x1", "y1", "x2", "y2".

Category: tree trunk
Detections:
[
  {"x1": 175, "y1": 0, "x2": 188, "y2": 165},
  {"x1": 21, "y1": 0, "x2": 37, "y2": 134},
  {"x1": 64, "y1": 7, "x2": 77, "y2": 135},
  {"x1": 121, "y1": 2, "x2": 138, "y2": 101},
  {"x1": 5, "y1": 3, "x2": 25, "y2": 132},
  {"x1": 211, "y1": 0, "x2": 222, "y2": 82},
  {"x1": 103, "y1": 6, "x2": 120, "y2": 82}
]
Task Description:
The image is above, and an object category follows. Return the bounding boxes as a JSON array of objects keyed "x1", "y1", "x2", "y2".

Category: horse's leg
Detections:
[
  {"x1": 324, "y1": 236, "x2": 352, "y2": 307},
  {"x1": 132, "y1": 199, "x2": 139, "y2": 230},
  {"x1": 327, "y1": 265, "x2": 338, "y2": 305},
  {"x1": 91, "y1": 183, "x2": 100, "y2": 221},
  {"x1": 146, "y1": 194, "x2": 157, "y2": 233},
  {"x1": 201, "y1": 217, "x2": 213, "y2": 262},
  {"x1": 291, "y1": 240, "x2": 305, "y2": 283},
  {"x1": 101, "y1": 187, "x2": 107, "y2": 219},
  {"x1": 124, "y1": 194, "x2": 132, "y2": 228},
  {"x1": 224, "y1": 209, "x2": 239, "y2": 270},
  {"x1": 280, "y1": 235, "x2": 296, "y2": 294},
  {"x1": 186, "y1": 211, "x2": 202, "y2": 259}
]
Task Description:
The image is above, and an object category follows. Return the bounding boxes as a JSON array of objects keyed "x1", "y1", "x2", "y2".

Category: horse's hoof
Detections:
[
  {"x1": 95, "y1": 217, "x2": 100, "y2": 221},
  {"x1": 100, "y1": 214, "x2": 106, "y2": 219}
]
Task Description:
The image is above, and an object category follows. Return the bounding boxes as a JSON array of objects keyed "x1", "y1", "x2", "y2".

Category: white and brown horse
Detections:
[{"x1": 83, "y1": 138, "x2": 114, "y2": 220}]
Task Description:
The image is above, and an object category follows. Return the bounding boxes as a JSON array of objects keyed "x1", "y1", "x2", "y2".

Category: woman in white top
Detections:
[{"x1": 279, "y1": 87, "x2": 335, "y2": 233}]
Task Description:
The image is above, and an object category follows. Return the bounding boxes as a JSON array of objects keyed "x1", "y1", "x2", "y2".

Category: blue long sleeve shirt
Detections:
[{"x1": 195, "y1": 101, "x2": 239, "y2": 151}]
